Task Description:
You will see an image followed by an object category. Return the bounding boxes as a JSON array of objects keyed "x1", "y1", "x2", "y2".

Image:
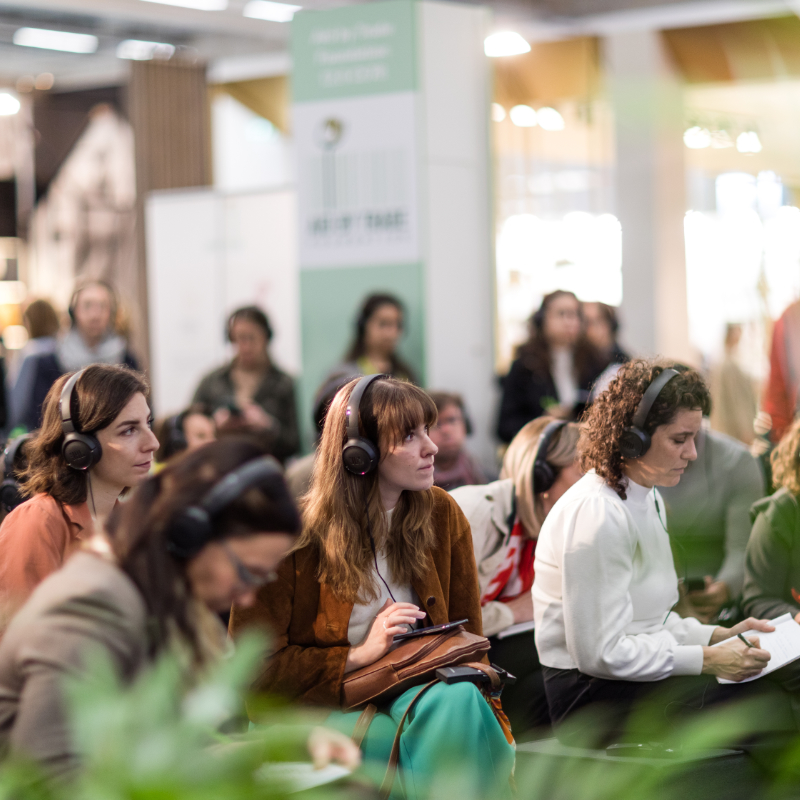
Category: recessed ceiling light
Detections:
[
  {"x1": 13, "y1": 27, "x2": 98, "y2": 54},
  {"x1": 117, "y1": 39, "x2": 176, "y2": 60},
  {"x1": 484, "y1": 32, "x2": 530, "y2": 58},
  {"x1": 683, "y1": 126, "x2": 711, "y2": 149},
  {"x1": 139, "y1": 0, "x2": 228, "y2": 10},
  {"x1": 537, "y1": 107, "x2": 565, "y2": 131},
  {"x1": 0, "y1": 93, "x2": 21, "y2": 116},
  {"x1": 491, "y1": 103, "x2": 506, "y2": 123},
  {"x1": 510, "y1": 105, "x2": 537, "y2": 127},
  {"x1": 243, "y1": 1, "x2": 301, "y2": 22},
  {"x1": 737, "y1": 131, "x2": 762, "y2": 154}
]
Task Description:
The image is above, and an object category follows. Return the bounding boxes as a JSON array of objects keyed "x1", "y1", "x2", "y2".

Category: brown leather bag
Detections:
[{"x1": 341, "y1": 626, "x2": 490, "y2": 710}]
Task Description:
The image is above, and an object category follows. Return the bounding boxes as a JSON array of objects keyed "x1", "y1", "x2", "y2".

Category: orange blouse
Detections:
[{"x1": 0, "y1": 494, "x2": 93, "y2": 629}]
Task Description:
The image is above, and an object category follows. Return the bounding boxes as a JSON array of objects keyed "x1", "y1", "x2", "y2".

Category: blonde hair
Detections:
[
  {"x1": 297, "y1": 377, "x2": 439, "y2": 603},
  {"x1": 771, "y1": 418, "x2": 800, "y2": 496},
  {"x1": 500, "y1": 417, "x2": 580, "y2": 538}
]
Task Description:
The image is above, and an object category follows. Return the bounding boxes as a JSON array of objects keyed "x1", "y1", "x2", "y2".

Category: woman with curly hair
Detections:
[{"x1": 532, "y1": 359, "x2": 783, "y2": 744}]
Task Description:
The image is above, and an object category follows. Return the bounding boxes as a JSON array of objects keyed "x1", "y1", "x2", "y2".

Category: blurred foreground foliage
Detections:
[{"x1": 2, "y1": 635, "x2": 800, "y2": 800}]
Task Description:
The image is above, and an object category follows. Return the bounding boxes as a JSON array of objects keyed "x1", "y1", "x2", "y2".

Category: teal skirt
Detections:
[{"x1": 325, "y1": 681, "x2": 516, "y2": 800}]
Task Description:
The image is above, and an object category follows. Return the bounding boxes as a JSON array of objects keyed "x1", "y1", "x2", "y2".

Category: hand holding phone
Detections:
[{"x1": 392, "y1": 619, "x2": 468, "y2": 643}]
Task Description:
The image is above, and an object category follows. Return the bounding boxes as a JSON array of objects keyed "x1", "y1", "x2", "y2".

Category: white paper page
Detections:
[
  {"x1": 257, "y1": 762, "x2": 351, "y2": 792},
  {"x1": 716, "y1": 613, "x2": 800, "y2": 684},
  {"x1": 496, "y1": 620, "x2": 536, "y2": 640}
]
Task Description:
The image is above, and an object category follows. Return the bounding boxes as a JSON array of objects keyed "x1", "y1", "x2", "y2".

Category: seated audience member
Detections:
[
  {"x1": 0, "y1": 434, "x2": 33, "y2": 523},
  {"x1": 497, "y1": 291, "x2": 604, "y2": 444},
  {"x1": 0, "y1": 365, "x2": 158, "y2": 629},
  {"x1": 153, "y1": 404, "x2": 216, "y2": 469},
  {"x1": 23, "y1": 281, "x2": 139, "y2": 432},
  {"x1": 582, "y1": 302, "x2": 629, "y2": 368},
  {"x1": 230, "y1": 376, "x2": 515, "y2": 799},
  {"x1": 534, "y1": 360, "x2": 784, "y2": 745},
  {"x1": 762, "y1": 298, "x2": 800, "y2": 444},
  {"x1": 451, "y1": 417, "x2": 581, "y2": 735},
  {"x1": 332, "y1": 293, "x2": 417, "y2": 383},
  {"x1": 192, "y1": 307, "x2": 299, "y2": 464},
  {"x1": 660, "y1": 424, "x2": 764, "y2": 623},
  {"x1": 284, "y1": 373, "x2": 350, "y2": 500},
  {"x1": 0, "y1": 439, "x2": 358, "y2": 779},
  {"x1": 429, "y1": 391, "x2": 487, "y2": 491},
  {"x1": 709, "y1": 323, "x2": 758, "y2": 446},
  {"x1": 8, "y1": 299, "x2": 60, "y2": 431}
]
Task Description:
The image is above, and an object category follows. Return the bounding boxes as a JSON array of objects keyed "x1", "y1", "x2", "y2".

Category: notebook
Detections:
[{"x1": 715, "y1": 612, "x2": 800, "y2": 684}]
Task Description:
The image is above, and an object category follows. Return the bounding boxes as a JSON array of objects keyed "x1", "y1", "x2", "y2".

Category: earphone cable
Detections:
[{"x1": 363, "y1": 484, "x2": 397, "y2": 604}]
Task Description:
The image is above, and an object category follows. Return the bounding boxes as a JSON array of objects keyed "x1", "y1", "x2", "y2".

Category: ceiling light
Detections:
[
  {"x1": 484, "y1": 32, "x2": 530, "y2": 57},
  {"x1": 491, "y1": 103, "x2": 506, "y2": 123},
  {"x1": 683, "y1": 126, "x2": 711, "y2": 149},
  {"x1": 537, "y1": 107, "x2": 565, "y2": 131},
  {"x1": 737, "y1": 131, "x2": 762, "y2": 154},
  {"x1": 117, "y1": 39, "x2": 176, "y2": 60},
  {"x1": 510, "y1": 105, "x2": 537, "y2": 127},
  {"x1": 13, "y1": 27, "x2": 98, "y2": 53},
  {"x1": 139, "y1": 0, "x2": 228, "y2": 10},
  {"x1": 0, "y1": 93, "x2": 21, "y2": 116},
  {"x1": 243, "y1": 0, "x2": 301, "y2": 21}
]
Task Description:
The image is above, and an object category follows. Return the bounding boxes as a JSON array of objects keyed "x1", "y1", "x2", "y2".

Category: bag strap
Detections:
[
  {"x1": 464, "y1": 662, "x2": 502, "y2": 692},
  {"x1": 351, "y1": 703, "x2": 378, "y2": 749},
  {"x1": 378, "y1": 680, "x2": 437, "y2": 800}
]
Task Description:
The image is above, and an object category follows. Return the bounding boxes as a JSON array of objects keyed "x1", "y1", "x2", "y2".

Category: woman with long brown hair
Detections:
[
  {"x1": 231, "y1": 375, "x2": 514, "y2": 799},
  {"x1": 0, "y1": 365, "x2": 158, "y2": 628}
]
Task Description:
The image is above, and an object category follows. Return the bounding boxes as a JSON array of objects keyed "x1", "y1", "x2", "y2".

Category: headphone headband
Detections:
[
  {"x1": 345, "y1": 374, "x2": 384, "y2": 445},
  {"x1": 532, "y1": 420, "x2": 567, "y2": 495},
  {"x1": 59, "y1": 370, "x2": 84, "y2": 435},
  {"x1": 631, "y1": 368, "x2": 680, "y2": 431}
]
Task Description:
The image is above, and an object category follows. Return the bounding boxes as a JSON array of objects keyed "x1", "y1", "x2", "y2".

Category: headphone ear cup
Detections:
[
  {"x1": 62, "y1": 433, "x2": 102, "y2": 471},
  {"x1": 342, "y1": 438, "x2": 380, "y2": 476},
  {"x1": 165, "y1": 506, "x2": 213, "y2": 559},
  {"x1": 619, "y1": 428, "x2": 649, "y2": 460},
  {"x1": 533, "y1": 461, "x2": 556, "y2": 495},
  {"x1": 463, "y1": 411, "x2": 473, "y2": 437},
  {"x1": 0, "y1": 479, "x2": 22, "y2": 513}
]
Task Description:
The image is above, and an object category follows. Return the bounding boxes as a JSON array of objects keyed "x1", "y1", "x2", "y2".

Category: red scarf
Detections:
[{"x1": 481, "y1": 517, "x2": 536, "y2": 605}]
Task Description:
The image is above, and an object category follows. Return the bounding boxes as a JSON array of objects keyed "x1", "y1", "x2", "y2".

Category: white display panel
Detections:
[{"x1": 145, "y1": 187, "x2": 300, "y2": 417}]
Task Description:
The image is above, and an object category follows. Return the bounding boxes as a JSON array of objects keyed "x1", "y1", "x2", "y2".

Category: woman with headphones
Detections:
[
  {"x1": 450, "y1": 416, "x2": 581, "y2": 736},
  {"x1": 192, "y1": 306, "x2": 299, "y2": 463},
  {"x1": 533, "y1": 360, "x2": 783, "y2": 745},
  {"x1": 497, "y1": 290, "x2": 605, "y2": 444},
  {"x1": 0, "y1": 438, "x2": 359, "y2": 778},
  {"x1": 0, "y1": 365, "x2": 158, "y2": 629},
  {"x1": 230, "y1": 375, "x2": 514, "y2": 799},
  {"x1": 333, "y1": 293, "x2": 417, "y2": 383}
]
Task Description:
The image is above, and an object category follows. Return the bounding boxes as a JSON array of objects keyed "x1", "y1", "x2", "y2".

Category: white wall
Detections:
[{"x1": 145, "y1": 187, "x2": 300, "y2": 416}]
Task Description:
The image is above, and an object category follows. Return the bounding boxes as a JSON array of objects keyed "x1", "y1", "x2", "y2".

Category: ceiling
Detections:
[{"x1": 0, "y1": 0, "x2": 797, "y2": 90}]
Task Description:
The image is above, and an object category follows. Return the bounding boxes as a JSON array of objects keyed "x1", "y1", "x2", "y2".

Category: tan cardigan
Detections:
[{"x1": 229, "y1": 487, "x2": 483, "y2": 708}]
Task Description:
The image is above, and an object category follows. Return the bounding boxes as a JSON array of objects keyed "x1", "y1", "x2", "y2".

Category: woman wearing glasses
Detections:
[{"x1": 0, "y1": 439, "x2": 359, "y2": 778}]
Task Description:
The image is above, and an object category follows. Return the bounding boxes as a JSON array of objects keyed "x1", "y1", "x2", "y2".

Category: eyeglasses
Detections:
[{"x1": 221, "y1": 542, "x2": 277, "y2": 589}]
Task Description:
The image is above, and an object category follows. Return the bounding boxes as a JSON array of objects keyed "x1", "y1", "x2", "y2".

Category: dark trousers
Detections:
[
  {"x1": 488, "y1": 631, "x2": 550, "y2": 739},
  {"x1": 542, "y1": 666, "x2": 796, "y2": 747}
]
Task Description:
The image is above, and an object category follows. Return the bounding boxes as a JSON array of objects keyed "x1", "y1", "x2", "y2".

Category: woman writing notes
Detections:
[{"x1": 533, "y1": 361, "x2": 793, "y2": 744}]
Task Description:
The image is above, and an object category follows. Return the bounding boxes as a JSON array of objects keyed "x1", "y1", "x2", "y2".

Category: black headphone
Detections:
[
  {"x1": 619, "y1": 368, "x2": 680, "y2": 460},
  {"x1": 342, "y1": 374, "x2": 387, "y2": 476},
  {"x1": 162, "y1": 413, "x2": 188, "y2": 460},
  {"x1": 60, "y1": 370, "x2": 103, "y2": 471},
  {"x1": 165, "y1": 455, "x2": 283, "y2": 559},
  {"x1": 532, "y1": 420, "x2": 567, "y2": 495},
  {"x1": 0, "y1": 434, "x2": 33, "y2": 513}
]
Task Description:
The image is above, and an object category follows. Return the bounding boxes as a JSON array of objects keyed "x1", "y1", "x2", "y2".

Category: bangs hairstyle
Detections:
[
  {"x1": 579, "y1": 359, "x2": 710, "y2": 499},
  {"x1": 23, "y1": 365, "x2": 149, "y2": 505},
  {"x1": 298, "y1": 377, "x2": 438, "y2": 603},
  {"x1": 771, "y1": 417, "x2": 800, "y2": 496},
  {"x1": 107, "y1": 437, "x2": 301, "y2": 664}
]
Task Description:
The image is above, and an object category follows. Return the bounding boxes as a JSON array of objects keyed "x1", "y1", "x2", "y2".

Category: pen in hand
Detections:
[{"x1": 737, "y1": 633, "x2": 756, "y2": 649}]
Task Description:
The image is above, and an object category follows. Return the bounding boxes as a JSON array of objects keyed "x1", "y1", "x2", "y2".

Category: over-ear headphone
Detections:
[
  {"x1": 165, "y1": 455, "x2": 283, "y2": 559},
  {"x1": 60, "y1": 370, "x2": 103, "y2": 471},
  {"x1": 0, "y1": 434, "x2": 32, "y2": 513},
  {"x1": 68, "y1": 280, "x2": 118, "y2": 327},
  {"x1": 162, "y1": 413, "x2": 188, "y2": 460},
  {"x1": 532, "y1": 420, "x2": 567, "y2": 495},
  {"x1": 226, "y1": 307, "x2": 273, "y2": 343},
  {"x1": 619, "y1": 368, "x2": 680, "y2": 460},
  {"x1": 342, "y1": 374, "x2": 387, "y2": 476}
]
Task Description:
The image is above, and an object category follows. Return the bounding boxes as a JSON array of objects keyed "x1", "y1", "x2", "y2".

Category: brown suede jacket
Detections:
[{"x1": 229, "y1": 487, "x2": 483, "y2": 708}]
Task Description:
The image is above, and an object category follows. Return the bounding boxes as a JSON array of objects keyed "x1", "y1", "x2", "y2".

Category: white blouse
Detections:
[{"x1": 533, "y1": 471, "x2": 715, "y2": 681}]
